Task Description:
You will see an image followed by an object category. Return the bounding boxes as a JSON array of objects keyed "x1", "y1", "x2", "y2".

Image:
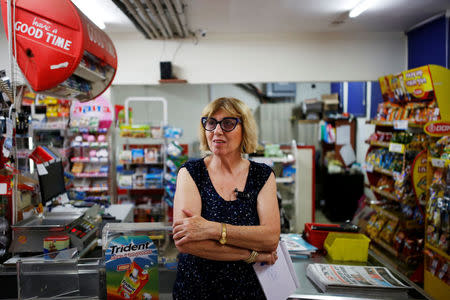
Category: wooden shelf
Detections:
[
  {"x1": 425, "y1": 242, "x2": 450, "y2": 261},
  {"x1": 158, "y1": 79, "x2": 187, "y2": 84},
  {"x1": 370, "y1": 186, "x2": 397, "y2": 201}
]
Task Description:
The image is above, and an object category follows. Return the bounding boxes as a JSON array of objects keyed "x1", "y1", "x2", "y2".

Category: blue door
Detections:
[
  {"x1": 348, "y1": 82, "x2": 366, "y2": 117},
  {"x1": 371, "y1": 81, "x2": 383, "y2": 119},
  {"x1": 331, "y1": 82, "x2": 343, "y2": 112}
]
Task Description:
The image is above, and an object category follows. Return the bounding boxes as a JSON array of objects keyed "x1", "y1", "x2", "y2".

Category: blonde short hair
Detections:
[{"x1": 199, "y1": 97, "x2": 258, "y2": 154}]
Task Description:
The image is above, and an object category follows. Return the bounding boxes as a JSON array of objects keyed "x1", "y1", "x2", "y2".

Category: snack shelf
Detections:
[
  {"x1": 119, "y1": 187, "x2": 163, "y2": 191},
  {"x1": 70, "y1": 187, "x2": 108, "y2": 192},
  {"x1": 71, "y1": 157, "x2": 108, "y2": 163},
  {"x1": 371, "y1": 205, "x2": 422, "y2": 230},
  {"x1": 370, "y1": 186, "x2": 397, "y2": 201},
  {"x1": 425, "y1": 242, "x2": 450, "y2": 261},
  {"x1": 372, "y1": 166, "x2": 398, "y2": 177},
  {"x1": 371, "y1": 237, "x2": 397, "y2": 257},
  {"x1": 365, "y1": 140, "x2": 390, "y2": 148},
  {"x1": 122, "y1": 162, "x2": 164, "y2": 166},
  {"x1": 368, "y1": 120, "x2": 425, "y2": 128},
  {"x1": 32, "y1": 123, "x2": 68, "y2": 130},
  {"x1": 84, "y1": 196, "x2": 110, "y2": 201},
  {"x1": 71, "y1": 142, "x2": 109, "y2": 148},
  {"x1": 73, "y1": 64, "x2": 106, "y2": 82},
  {"x1": 70, "y1": 128, "x2": 109, "y2": 134},
  {"x1": 72, "y1": 173, "x2": 108, "y2": 178},
  {"x1": 370, "y1": 244, "x2": 419, "y2": 280}
]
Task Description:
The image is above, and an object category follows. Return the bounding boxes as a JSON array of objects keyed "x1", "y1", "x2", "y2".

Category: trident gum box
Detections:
[{"x1": 105, "y1": 236, "x2": 159, "y2": 299}]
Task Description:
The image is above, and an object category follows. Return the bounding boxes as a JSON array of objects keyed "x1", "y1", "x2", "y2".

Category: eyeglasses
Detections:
[{"x1": 201, "y1": 117, "x2": 240, "y2": 132}]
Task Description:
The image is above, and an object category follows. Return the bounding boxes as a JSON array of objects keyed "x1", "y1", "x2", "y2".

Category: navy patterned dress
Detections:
[{"x1": 172, "y1": 158, "x2": 273, "y2": 300}]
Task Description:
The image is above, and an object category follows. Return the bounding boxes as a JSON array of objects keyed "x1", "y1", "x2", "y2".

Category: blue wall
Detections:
[{"x1": 407, "y1": 15, "x2": 448, "y2": 68}]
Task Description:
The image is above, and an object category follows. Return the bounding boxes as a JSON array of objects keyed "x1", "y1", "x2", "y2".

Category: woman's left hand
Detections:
[{"x1": 172, "y1": 209, "x2": 216, "y2": 246}]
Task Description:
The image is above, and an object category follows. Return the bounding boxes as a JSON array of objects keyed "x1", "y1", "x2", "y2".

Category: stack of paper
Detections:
[
  {"x1": 253, "y1": 240, "x2": 300, "y2": 300},
  {"x1": 280, "y1": 233, "x2": 317, "y2": 257}
]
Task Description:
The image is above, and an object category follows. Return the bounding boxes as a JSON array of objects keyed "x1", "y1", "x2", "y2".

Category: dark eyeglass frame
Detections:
[{"x1": 201, "y1": 117, "x2": 241, "y2": 132}]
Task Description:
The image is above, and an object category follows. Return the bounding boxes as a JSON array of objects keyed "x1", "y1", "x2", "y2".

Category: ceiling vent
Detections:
[{"x1": 112, "y1": 0, "x2": 189, "y2": 39}]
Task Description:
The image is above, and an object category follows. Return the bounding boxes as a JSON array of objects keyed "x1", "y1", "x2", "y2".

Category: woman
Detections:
[{"x1": 172, "y1": 97, "x2": 280, "y2": 299}]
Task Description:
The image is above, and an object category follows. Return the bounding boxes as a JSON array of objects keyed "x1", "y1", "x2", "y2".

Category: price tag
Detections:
[
  {"x1": 389, "y1": 142, "x2": 405, "y2": 153},
  {"x1": 393, "y1": 120, "x2": 408, "y2": 130},
  {"x1": 0, "y1": 183, "x2": 7, "y2": 195},
  {"x1": 36, "y1": 164, "x2": 48, "y2": 175},
  {"x1": 365, "y1": 163, "x2": 374, "y2": 172},
  {"x1": 431, "y1": 158, "x2": 446, "y2": 168}
]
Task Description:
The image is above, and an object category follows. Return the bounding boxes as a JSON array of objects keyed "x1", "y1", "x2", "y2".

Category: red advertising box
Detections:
[{"x1": 1, "y1": 0, "x2": 117, "y2": 102}]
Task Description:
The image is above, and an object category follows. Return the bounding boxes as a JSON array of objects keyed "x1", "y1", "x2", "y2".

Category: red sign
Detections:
[{"x1": 424, "y1": 121, "x2": 450, "y2": 137}]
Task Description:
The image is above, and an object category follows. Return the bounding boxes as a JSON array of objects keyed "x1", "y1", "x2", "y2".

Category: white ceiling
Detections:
[{"x1": 102, "y1": 0, "x2": 450, "y2": 35}]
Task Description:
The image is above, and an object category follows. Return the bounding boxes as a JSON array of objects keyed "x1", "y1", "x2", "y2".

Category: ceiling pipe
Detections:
[
  {"x1": 134, "y1": 0, "x2": 161, "y2": 38},
  {"x1": 172, "y1": 0, "x2": 189, "y2": 37},
  {"x1": 112, "y1": 0, "x2": 150, "y2": 38},
  {"x1": 121, "y1": 0, "x2": 156, "y2": 38},
  {"x1": 163, "y1": 0, "x2": 184, "y2": 37},
  {"x1": 143, "y1": 0, "x2": 169, "y2": 39},
  {"x1": 152, "y1": 0, "x2": 174, "y2": 38}
]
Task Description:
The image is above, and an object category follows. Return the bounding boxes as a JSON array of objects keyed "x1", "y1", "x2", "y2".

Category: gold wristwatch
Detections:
[{"x1": 219, "y1": 223, "x2": 227, "y2": 245}]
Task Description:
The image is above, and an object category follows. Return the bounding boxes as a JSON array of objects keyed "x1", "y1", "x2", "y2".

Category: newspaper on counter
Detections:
[{"x1": 306, "y1": 263, "x2": 411, "y2": 297}]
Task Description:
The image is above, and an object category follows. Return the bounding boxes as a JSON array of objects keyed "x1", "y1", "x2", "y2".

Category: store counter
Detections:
[
  {"x1": 0, "y1": 245, "x2": 431, "y2": 299},
  {"x1": 289, "y1": 250, "x2": 430, "y2": 300}
]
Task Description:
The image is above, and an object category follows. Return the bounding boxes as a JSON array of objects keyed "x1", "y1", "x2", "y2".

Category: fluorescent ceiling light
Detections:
[
  {"x1": 349, "y1": 0, "x2": 375, "y2": 18},
  {"x1": 71, "y1": 0, "x2": 106, "y2": 29}
]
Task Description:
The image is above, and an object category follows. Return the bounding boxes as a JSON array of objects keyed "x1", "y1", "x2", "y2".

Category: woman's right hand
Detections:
[{"x1": 255, "y1": 250, "x2": 278, "y2": 265}]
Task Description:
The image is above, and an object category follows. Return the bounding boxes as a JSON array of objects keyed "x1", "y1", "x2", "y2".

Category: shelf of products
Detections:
[
  {"x1": 115, "y1": 97, "x2": 186, "y2": 223},
  {"x1": 68, "y1": 130, "x2": 111, "y2": 204},
  {"x1": 363, "y1": 65, "x2": 450, "y2": 287},
  {"x1": 67, "y1": 97, "x2": 114, "y2": 206},
  {"x1": 423, "y1": 134, "x2": 450, "y2": 299},
  {"x1": 250, "y1": 143, "x2": 297, "y2": 233}
]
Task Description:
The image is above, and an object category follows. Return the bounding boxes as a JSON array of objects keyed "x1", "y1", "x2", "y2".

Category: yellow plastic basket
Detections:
[{"x1": 324, "y1": 232, "x2": 371, "y2": 262}]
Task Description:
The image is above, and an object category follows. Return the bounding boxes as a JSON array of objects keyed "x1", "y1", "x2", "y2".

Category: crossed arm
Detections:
[{"x1": 172, "y1": 167, "x2": 280, "y2": 263}]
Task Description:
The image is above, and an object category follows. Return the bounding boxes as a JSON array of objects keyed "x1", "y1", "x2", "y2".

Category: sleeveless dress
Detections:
[{"x1": 172, "y1": 158, "x2": 273, "y2": 300}]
